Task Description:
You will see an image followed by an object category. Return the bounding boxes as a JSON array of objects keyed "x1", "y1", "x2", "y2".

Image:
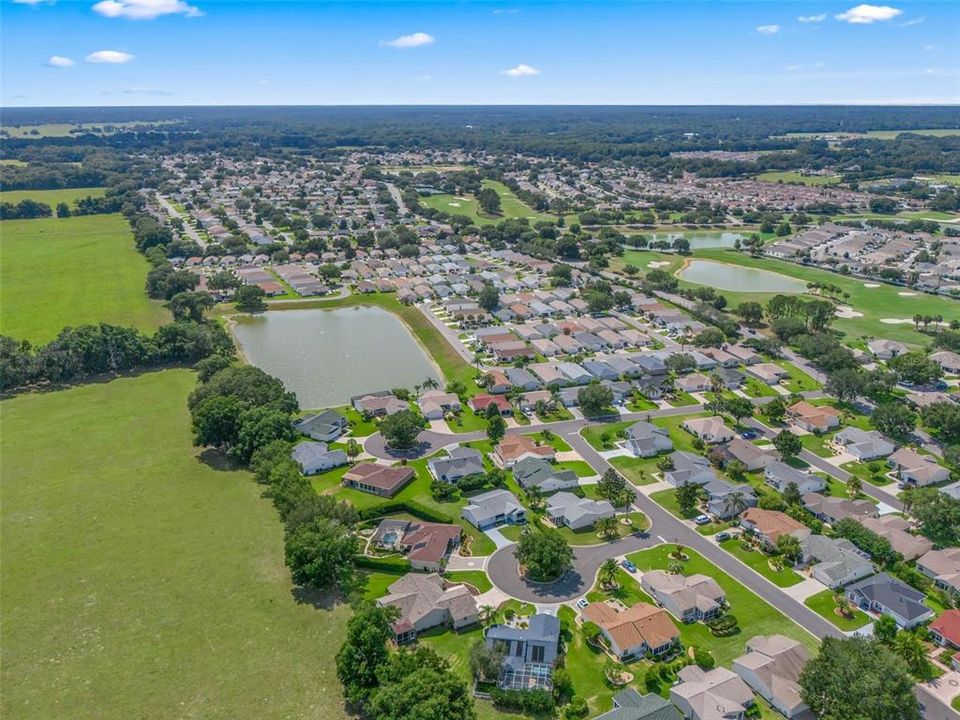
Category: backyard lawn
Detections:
[
  {"x1": 804, "y1": 589, "x2": 871, "y2": 631},
  {"x1": 610, "y1": 455, "x2": 661, "y2": 485},
  {"x1": 0, "y1": 214, "x2": 169, "y2": 343},
  {"x1": 718, "y1": 539, "x2": 803, "y2": 588},
  {"x1": 625, "y1": 546, "x2": 819, "y2": 665},
  {"x1": 0, "y1": 369, "x2": 354, "y2": 720}
]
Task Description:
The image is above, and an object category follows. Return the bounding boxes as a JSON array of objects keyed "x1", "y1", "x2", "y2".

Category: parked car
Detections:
[
  {"x1": 715, "y1": 531, "x2": 732, "y2": 542},
  {"x1": 694, "y1": 514, "x2": 711, "y2": 525},
  {"x1": 576, "y1": 598, "x2": 589, "y2": 609},
  {"x1": 739, "y1": 429, "x2": 759, "y2": 440},
  {"x1": 621, "y1": 559, "x2": 638, "y2": 573}
]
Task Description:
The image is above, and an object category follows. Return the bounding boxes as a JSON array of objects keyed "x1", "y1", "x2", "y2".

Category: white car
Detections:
[
  {"x1": 694, "y1": 514, "x2": 711, "y2": 525},
  {"x1": 576, "y1": 598, "x2": 589, "y2": 609}
]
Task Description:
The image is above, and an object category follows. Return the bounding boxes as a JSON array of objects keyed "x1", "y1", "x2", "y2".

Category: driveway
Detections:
[
  {"x1": 486, "y1": 530, "x2": 659, "y2": 603},
  {"x1": 483, "y1": 527, "x2": 515, "y2": 551}
]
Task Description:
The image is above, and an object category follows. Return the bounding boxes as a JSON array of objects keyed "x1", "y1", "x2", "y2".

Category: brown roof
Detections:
[
  {"x1": 741, "y1": 507, "x2": 808, "y2": 543},
  {"x1": 403, "y1": 523, "x2": 462, "y2": 564},
  {"x1": 496, "y1": 435, "x2": 554, "y2": 463},
  {"x1": 788, "y1": 401, "x2": 840, "y2": 430},
  {"x1": 582, "y1": 601, "x2": 678, "y2": 651},
  {"x1": 342, "y1": 463, "x2": 414, "y2": 493}
]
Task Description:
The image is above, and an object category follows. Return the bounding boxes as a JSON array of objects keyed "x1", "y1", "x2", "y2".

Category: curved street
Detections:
[{"x1": 485, "y1": 530, "x2": 659, "y2": 603}]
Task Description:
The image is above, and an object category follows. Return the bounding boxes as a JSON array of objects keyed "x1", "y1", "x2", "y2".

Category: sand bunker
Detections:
[
  {"x1": 898, "y1": 292, "x2": 918, "y2": 297},
  {"x1": 863, "y1": 283, "x2": 882, "y2": 288},
  {"x1": 835, "y1": 305, "x2": 864, "y2": 318},
  {"x1": 647, "y1": 261, "x2": 671, "y2": 268},
  {"x1": 448, "y1": 202, "x2": 461, "y2": 207},
  {"x1": 880, "y1": 318, "x2": 913, "y2": 324}
]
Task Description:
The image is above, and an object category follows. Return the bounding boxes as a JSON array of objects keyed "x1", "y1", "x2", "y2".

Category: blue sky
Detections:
[{"x1": 2, "y1": 0, "x2": 958, "y2": 106}]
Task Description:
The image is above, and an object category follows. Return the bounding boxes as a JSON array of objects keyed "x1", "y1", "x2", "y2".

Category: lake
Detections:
[
  {"x1": 645, "y1": 232, "x2": 746, "y2": 249},
  {"x1": 231, "y1": 306, "x2": 441, "y2": 409},
  {"x1": 677, "y1": 260, "x2": 808, "y2": 293}
]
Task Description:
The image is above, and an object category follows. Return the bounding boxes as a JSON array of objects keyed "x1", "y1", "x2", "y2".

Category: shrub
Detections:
[
  {"x1": 357, "y1": 500, "x2": 453, "y2": 524},
  {"x1": 693, "y1": 647, "x2": 715, "y2": 669},
  {"x1": 564, "y1": 695, "x2": 588, "y2": 719},
  {"x1": 706, "y1": 614, "x2": 740, "y2": 636}
]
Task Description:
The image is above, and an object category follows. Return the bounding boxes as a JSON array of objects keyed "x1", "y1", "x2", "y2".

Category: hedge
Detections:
[
  {"x1": 357, "y1": 500, "x2": 455, "y2": 524},
  {"x1": 353, "y1": 555, "x2": 411, "y2": 572}
]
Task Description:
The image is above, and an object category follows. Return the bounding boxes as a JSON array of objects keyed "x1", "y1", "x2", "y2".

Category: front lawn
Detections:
[
  {"x1": 585, "y1": 567, "x2": 655, "y2": 606},
  {"x1": 800, "y1": 432, "x2": 835, "y2": 458},
  {"x1": 610, "y1": 455, "x2": 661, "y2": 485},
  {"x1": 773, "y1": 359, "x2": 821, "y2": 393},
  {"x1": 626, "y1": 546, "x2": 819, "y2": 665},
  {"x1": 444, "y1": 570, "x2": 493, "y2": 593},
  {"x1": 557, "y1": 460, "x2": 596, "y2": 477},
  {"x1": 743, "y1": 378, "x2": 778, "y2": 398},
  {"x1": 718, "y1": 539, "x2": 803, "y2": 588},
  {"x1": 667, "y1": 391, "x2": 701, "y2": 407},
  {"x1": 804, "y1": 589, "x2": 871, "y2": 631},
  {"x1": 650, "y1": 489, "x2": 731, "y2": 535},
  {"x1": 447, "y1": 410, "x2": 489, "y2": 434},
  {"x1": 841, "y1": 460, "x2": 895, "y2": 486}
]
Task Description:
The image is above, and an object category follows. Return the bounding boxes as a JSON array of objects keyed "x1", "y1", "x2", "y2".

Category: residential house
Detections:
[
  {"x1": 930, "y1": 350, "x2": 960, "y2": 374},
  {"x1": 372, "y1": 519, "x2": 461, "y2": 572},
  {"x1": 469, "y1": 394, "x2": 514, "y2": 416},
  {"x1": 635, "y1": 375, "x2": 670, "y2": 400},
  {"x1": 485, "y1": 370, "x2": 513, "y2": 394},
  {"x1": 802, "y1": 493, "x2": 878, "y2": 525},
  {"x1": 739, "y1": 508, "x2": 810, "y2": 549},
  {"x1": 670, "y1": 666, "x2": 754, "y2": 720},
  {"x1": 721, "y1": 438, "x2": 771, "y2": 471},
  {"x1": 715, "y1": 368, "x2": 746, "y2": 390},
  {"x1": 583, "y1": 360, "x2": 620, "y2": 381},
  {"x1": 846, "y1": 573, "x2": 934, "y2": 628},
  {"x1": 787, "y1": 401, "x2": 841, "y2": 434},
  {"x1": 352, "y1": 391, "x2": 408, "y2": 417},
  {"x1": 683, "y1": 416, "x2": 734, "y2": 444},
  {"x1": 594, "y1": 689, "x2": 681, "y2": 720},
  {"x1": 505, "y1": 367, "x2": 541, "y2": 391},
  {"x1": 799, "y1": 534, "x2": 874, "y2": 589},
  {"x1": 664, "y1": 451, "x2": 718, "y2": 488},
  {"x1": 428, "y1": 447, "x2": 485, "y2": 484},
  {"x1": 830, "y1": 428, "x2": 896, "y2": 461},
  {"x1": 462, "y1": 489, "x2": 526, "y2": 530},
  {"x1": 640, "y1": 570, "x2": 726, "y2": 622},
  {"x1": 529, "y1": 363, "x2": 568, "y2": 388},
  {"x1": 860, "y1": 515, "x2": 932, "y2": 561},
  {"x1": 418, "y1": 390, "x2": 462, "y2": 420},
  {"x1": 726, "y1": 345, "x2": 761, "y2": 365},
  {"x1": 917, "y1": 547, "x2": 960, "y2": 596},
  {"x1": 291, "y1": 441, "x2": 348, "y2": 475},
  {"x1": 929, "y1": 610, "x2": 960, "y2": 650},
  {"x1": 747, "y1": 363, "x2": 789, "y2": 385},
  {"x1": 733, "y1": 635, "x2": 812, "y2": 720},
  {"x1": 342, "y1": 463, "x2": 415, "y2": 497},
  {"x1": 867, "y1": 339, "x2": 908, "y2": 360},
  {"x1": 625, "y1": 421, "x2": 674, "y2": 458},
  {"x1": 764, "y1": 460, "x2": 826, "y2": 494},
  {"x1": 519, "y1": 390, "x2": 553, "y2": 413},
  {"x1": 558, "y1": 362, "x2": 594, "y2": 385},
  {"x1": 704, "y1": 479, "x2": 757, "y2": 520},
  {"x1": 581, "y1": 602, "x2": 679, "y2": 661},
  {"x1": 547, "y1": 492, "x2": 615, "y2": 531},
  {"x1": 495, "y1": 435, "x2": 555, "y2": 468},
  {"x1": 887, "y1": 447, "x2": 950, "y2": 488},
  {"x1": 513, "y1": 457, "x2": 579, "y2": 494},
  {"x1": 377, "y1": 573, "x2": 479, "y2": 643},
  {"x1": 485, "y1": 614, "x2": 561, "y2": 691},
  {"x1": 294, "y1": 409, "x2": 348, "y2": 441},
  {"x1": 677, "y1": 373, "x2": 711, "y2": 393}
]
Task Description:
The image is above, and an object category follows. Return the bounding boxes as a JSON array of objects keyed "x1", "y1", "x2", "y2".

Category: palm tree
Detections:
[
  {"x1": 723, "y1": 490, "x2": 749, "y2": 518},
  {"x1": 525, "y1": 485, "x2": 544, "y2": 510},
  {"x1": 847, "y1": 475, "x2": 862, "y2": 499},
  {"x1": 596, "y1": 516, "x2": 619, "y2": 539},
  {"x1": 479, "y1": 604, "x2": 496, "y2": 626},
  {"x1": 835, "y1": 593, "x2": 852, "y2": 618},
  {"x1": 894, "y1": 631, "x2": 931, "y2": 677},
  {"x1": 709, "y1": 372, "x2": 725, "y2": 396},
  {"x1": 422, "y1": 377, "x2": 439, "y2": 391},
  {"x1": 668, "y1": 561, "x2": 685, "y2": 576},
  {"x1": 599, "y1": 558, "x2": 619, "y2": 587}
]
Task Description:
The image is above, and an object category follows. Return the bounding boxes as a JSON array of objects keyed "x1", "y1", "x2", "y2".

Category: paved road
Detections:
[
  {"x1": 486, "y1": 530, "x2": 659, "y2": 603},
  {"x1": 385, "y1": 182, "x2": 409, "y2": 216},
  {"x1": 564, "y1": 430, "x2": 844, "y2": 641},
  {"x1": 157, "y1": 195, "x2": 207, "y2": 249}
]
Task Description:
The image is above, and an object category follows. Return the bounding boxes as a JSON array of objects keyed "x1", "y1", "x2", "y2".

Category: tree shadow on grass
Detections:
[
  {"x1": 196, "y1": 447, "x2": 242, "y2": 472},
  {"x1": 290, "y1": 584, "x2": 343, "y2": 611}
]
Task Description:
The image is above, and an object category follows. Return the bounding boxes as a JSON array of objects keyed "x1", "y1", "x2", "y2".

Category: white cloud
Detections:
[
  {"x1": 924, "y1": 44, "x2": 939, "y2": 51},
  {"x1": 835, "y1": 4, "x2": 902, "y2": 24},
  {"x1": 501, "y1": 64, "x2": 539, "y2": 77},
  {"x1": 14, "y1": 0, "x2": 55, "y2": 5},
  {"x1": 492, "y1": 8, "x2": 519, "y2": 14},
  {"x1": 786, "y1": 62, "x2": 825, "y2": 71},
  {"x1": 380, "y1": 32, "x2": 434, "y2": 49},
  {"x1": 756, "y1": 24, "x2": 780, "y2": 35},
  {"x1": 797, "y1": 14, "x2": 826, "y2": 23},
  {"x1": 46, "y1": 55, "x2": 74, "y2": 67},
  {"x1": 901, "y1": 16, "x2": 925, "y2": 26},
  {"x1": 85, "y1": 49, "x2": 134, "y2": 63},
  {"x1": 92, "y1": 0, "x2": 201, "y2": 20}
]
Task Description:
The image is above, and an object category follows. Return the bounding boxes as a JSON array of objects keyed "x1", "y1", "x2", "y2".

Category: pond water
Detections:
[
  {"x1": 231, "y1": 306, "x2": 441, "y2": 409},
  {"x1": 645, "y1": 232, "x2": 746, "y2": 249},
  {"x1": 677, "y1": 260, "x2": 808, "y2": 293}
]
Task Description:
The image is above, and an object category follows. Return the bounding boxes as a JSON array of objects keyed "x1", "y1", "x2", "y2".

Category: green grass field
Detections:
[
  {"x1": 0, "y1": 370, "x2": 353, "y2": 720},
  {"x1": 718, "y1": 539, "x2": 802, "y2": 587},
  {"x1": 804, "y1": 589, "x2": 871, "y2": 631},
  {"x1": 0, "y1": 186, "x2": 106, "y2": 205},
  {"x1": 0, "y1": 214, "x2": 169, "y2": 343},
  {"x1": 755, "y1": 171, "x2": 840, "y2": 186},
  {"x1": 421, "y1": 179, "x2": 556, "y2": 226}
]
